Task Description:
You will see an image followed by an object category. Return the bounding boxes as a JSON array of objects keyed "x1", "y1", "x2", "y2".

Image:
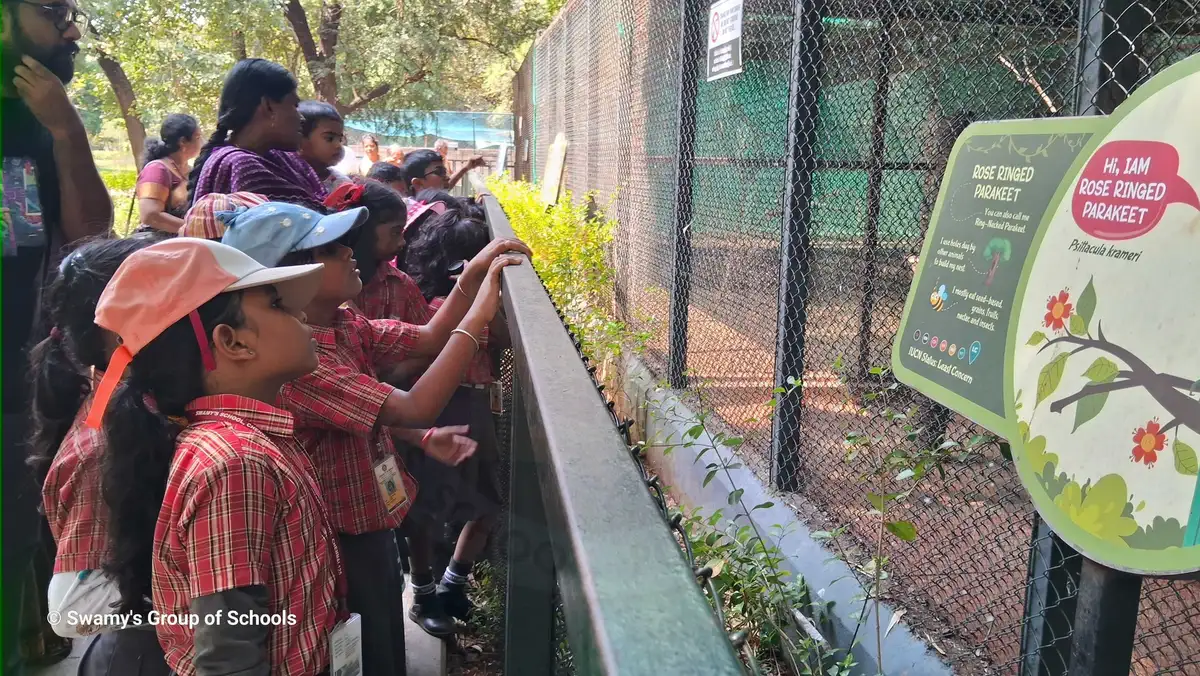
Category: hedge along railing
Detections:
[{"x1": 482, "y1": 193, "x2": 744, "y2": 675}]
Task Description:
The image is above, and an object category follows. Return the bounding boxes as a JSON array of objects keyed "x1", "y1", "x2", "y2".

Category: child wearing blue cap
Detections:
[{"x1": 219, "y1": 193, "x2": 530, "y2": 673}]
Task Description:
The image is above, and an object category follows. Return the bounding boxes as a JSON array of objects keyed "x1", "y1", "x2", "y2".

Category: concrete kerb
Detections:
[{"x1": 622, "y1": 356, "x2": 953, "y2": 676}]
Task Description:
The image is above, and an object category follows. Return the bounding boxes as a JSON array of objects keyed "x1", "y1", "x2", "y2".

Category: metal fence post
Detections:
[
  {"x1": 666, "y1": 0, "x2": 702, "y2": 390},
  {"x1": 504, "y1": 382, "x2": 556, "y2": 674},
  {"x1": 1019, "y1": 514, "x2": 1080, "y2": 676},
  {"x1": 1074, "y1": 0, "x2": 1150, "y2": 116},
  {"x1": 770, "y1": 0, "x2": 827, "y2": 492},
  {"x1": 855, "y1": 9, "x2": 895, "y2": 387}
]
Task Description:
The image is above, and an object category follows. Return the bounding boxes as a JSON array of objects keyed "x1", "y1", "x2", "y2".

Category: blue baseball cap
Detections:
[{"x1": 218, "y1": 202, "x2": 370, "y2": 267}]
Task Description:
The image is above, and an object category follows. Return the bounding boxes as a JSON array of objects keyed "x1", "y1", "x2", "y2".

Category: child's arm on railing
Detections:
[{"x1": 377, "y1": 255, "x2": 520, "y2": 428}]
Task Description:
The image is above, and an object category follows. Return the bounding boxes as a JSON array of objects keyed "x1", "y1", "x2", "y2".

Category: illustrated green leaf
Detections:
[
  {"x1": 1083, "y1": 357, "x2": 1120, "y2": 383},
  {"x1": 1071, "y1": 392, "x2": 1108, "y2": 433},
  {"x1": 885, "y1": 520, "x2": 918, "y2": 541},
  {"x1": 1027, "y1": 332, "x2": 1048, "y2": 346},
  {"x1": 1069, "y1": 314, "x2": 1087, "y2": 336},
  {"x1": 1136, "y1": 501, "x2": 1146, "y2": 512},
  {"x1": 1174, "y1": 439, "x2": 1198, "y2": 476},
  {"x1": 1036, "y1": 354, "x2": 1070, "y2": 406},
  {"x1": 1076, "y1": 277, "x2": 1097, "y2": 326}
]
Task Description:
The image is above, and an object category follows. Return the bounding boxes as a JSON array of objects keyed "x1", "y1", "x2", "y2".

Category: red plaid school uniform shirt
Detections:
[
  {"x1": 152, "y1": 395, "x2": 342, "y2": 676},
  {"x1": 280, "y1": 306, "x2": 420, "y2": 534},
  {"x1": 353, "y1": 261, "x2": 431, "y2": 324},
  {"x1": 428, "y1": 296, "x2": 494, "y2": 386},
  {"x1": 42, "y1": 396, "x2": 108, "y2": 573}
]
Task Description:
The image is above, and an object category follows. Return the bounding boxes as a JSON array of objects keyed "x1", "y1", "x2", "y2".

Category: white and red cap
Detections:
[{"x1": 85, "y1": 238, "x2": 323, "y2": 428}]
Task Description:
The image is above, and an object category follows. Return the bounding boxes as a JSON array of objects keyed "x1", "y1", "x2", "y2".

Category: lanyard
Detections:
[{"x1": 189, "y1": 410, "x2": 351, "y2": 620}]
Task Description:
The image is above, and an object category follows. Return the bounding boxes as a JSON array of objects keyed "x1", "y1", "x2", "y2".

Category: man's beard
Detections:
[{"x1": 3, "y1": 28, "x2": 79, "y2": 87}]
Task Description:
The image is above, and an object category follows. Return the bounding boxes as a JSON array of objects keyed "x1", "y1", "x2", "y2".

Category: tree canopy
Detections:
[{"x1": 74, "y1": 0, "x2": 559, "y2": 164}]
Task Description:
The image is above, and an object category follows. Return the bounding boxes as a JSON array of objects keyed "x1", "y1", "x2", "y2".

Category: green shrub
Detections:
[{"x1": 487, "y1": 176, "x2": 647, "y2": 367}]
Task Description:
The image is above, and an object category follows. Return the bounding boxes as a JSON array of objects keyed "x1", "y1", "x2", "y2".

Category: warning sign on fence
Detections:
[
  {"x1": 706, "y1": 0, "x2": 742, "y2": 82},
  {"x1": 894, "y1": 54, "x2": 1200, "y2": 576}
]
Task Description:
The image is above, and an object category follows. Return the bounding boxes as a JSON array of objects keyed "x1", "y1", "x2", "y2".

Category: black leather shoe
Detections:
[
  {"x1": 437, "y1": 584, "x2": 474, "y2": 622},
  {"x1": 409, "y1": 590, "x2": 456, "y2": 638}
]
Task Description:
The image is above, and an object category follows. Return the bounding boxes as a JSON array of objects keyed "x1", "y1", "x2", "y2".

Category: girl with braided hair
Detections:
[{"x1": 188, "y1": 59, "x2": 326, "y2": 211}]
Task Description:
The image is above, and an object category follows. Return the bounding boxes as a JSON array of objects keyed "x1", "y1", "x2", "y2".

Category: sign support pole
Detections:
[{"x1": 1068, "y1": 558, "x2": 1143, "y2": 676}]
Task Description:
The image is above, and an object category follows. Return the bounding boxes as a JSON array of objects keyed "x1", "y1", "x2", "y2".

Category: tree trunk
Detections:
[
  {"x1": 283, "y1": 0, "x2": 339, "y2": 103},
  {"x1": 95, "y1": 48, "x2": 147, "y2": 170},
  {"x1": 281, "y1": 0, "x2": 395, "y2": 115},
  {"x1": 232, "y1": 30, "x2": 247, "y2": 60}
]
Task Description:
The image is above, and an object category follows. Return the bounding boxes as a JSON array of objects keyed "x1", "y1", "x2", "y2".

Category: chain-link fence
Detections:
[{"x1": 514, "y1": 0, "x2": 1200, "y2": 673}]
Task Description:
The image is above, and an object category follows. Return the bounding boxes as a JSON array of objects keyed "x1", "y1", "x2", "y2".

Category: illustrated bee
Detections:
[{"x1": 929, "y1": 284, "x2": 948, "y2": 312}]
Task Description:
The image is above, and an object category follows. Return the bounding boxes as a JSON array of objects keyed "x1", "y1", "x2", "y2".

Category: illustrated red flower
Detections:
[
  {"x1": 1131, "y1": 420, "x2": 1166, "y2": 466},
  {"x1": 1043, "y1": 290, "x2": 1073, "y2": 332}
]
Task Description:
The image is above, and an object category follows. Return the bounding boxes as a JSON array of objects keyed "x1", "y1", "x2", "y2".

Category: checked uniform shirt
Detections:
[
  {"x1": 280, "y1": 306, "x2": 420, "y2": 534},
  {"x1": 42, "y1": 393, "x2": 108, "y2": 574},
  {"x1": 352, "y1": 261, "x2": 431, "y2": 325},
  {"x1": 152, "y1": 396, "x2": 343, "y2": 676}
]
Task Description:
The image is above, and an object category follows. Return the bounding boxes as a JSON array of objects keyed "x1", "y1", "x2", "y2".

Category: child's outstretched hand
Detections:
[
  {"x1": 461, "y1": 238, "x2": 531, "y2": 295},
  {"x1": 422, "y1": 426, "x2": 477, "y2": 466},
  {"x1": 468, "y1": 255, "x2": 524, "y2": 323}
]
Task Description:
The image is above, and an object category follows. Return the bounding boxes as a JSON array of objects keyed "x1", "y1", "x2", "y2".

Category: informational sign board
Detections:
[
  {"x1": 540, "y1": 132, "x2": 568, "y2": 207},
  {"x1": 894, "y1": 54, "x2": 1200, "y2": 576},
  {"x1": 706, "y1": 0, "x2": 743, "y2": 82}
]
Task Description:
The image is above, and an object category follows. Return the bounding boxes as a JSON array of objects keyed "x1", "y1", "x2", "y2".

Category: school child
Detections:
[
  {"x1": 218, "y1": 191, "x2": 529, "y2": 673},
  {"x1": 404, "y1": 211, "x2": 508, "y2": 629},
  {"x1": 85, "y1": 238, "x2": 347, "y2": 676},
  {"x1": 28, "y1": 235, "x2": 169, "y2": 675},
  {"x1": 340, "y1": 179, "x2": 438, "y2": 325},
  {"x1": 179, "y1": 192, "x2": 269, "y2": 240},
  {"x1": 366, "y1": 161, "x2": 411, "y2": 198},
  {"x1": 298, "y1": 101, "x2": 351, "y2": 194},
  {"x1": 324, "y1": 182, "x2": 476, "y2": 636},
  {"x1": 401, "y1": 149, "x2": 484, "y2": 194}
]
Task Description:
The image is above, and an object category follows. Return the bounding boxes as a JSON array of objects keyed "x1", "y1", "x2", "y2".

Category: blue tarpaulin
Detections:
[{"x1": 344, "y1": 111, "x2": 513, "y2": 148}]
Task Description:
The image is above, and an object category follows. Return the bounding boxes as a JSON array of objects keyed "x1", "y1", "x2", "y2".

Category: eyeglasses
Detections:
[
  {"x1": 11, "y1": 1, "x2": 88, "y2": 34},
  {"x1": 424, "y1": 166, "x2": 448, "y2": 179}
]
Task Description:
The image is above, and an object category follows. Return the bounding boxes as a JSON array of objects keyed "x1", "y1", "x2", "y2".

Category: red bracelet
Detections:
[{"x1": 421, "y1": 427, "x2": 437, "y2": 447}]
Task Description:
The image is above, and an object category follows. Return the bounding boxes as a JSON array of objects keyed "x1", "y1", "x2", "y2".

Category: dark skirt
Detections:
[
  {"x1": 399, "y1": 387, "x2": 502, "y2": 528},
  {"x1": 79, "y1": 627, "x2": 170, "y2": 676}
]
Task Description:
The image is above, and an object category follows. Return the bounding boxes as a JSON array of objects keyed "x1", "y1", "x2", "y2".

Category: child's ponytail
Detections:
[
  {"x1": 100, "y1": 291, "x2": 245, "y2": 615},
  {"x1": 28, "y1": 235, "x2": 166, "y2": 489}
]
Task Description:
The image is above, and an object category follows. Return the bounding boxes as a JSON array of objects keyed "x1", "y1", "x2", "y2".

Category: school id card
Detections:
[
  {"x1": 329, "y1": 613, "x2": 362, "y2": 676},
  {"x1": 373, "y1": 455, "x2": 408, "y2": 513}
]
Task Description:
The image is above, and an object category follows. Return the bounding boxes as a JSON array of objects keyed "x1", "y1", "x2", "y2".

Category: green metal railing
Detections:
[{"x1": 483, "y1": 194, "x2": 744, "y2": 675}]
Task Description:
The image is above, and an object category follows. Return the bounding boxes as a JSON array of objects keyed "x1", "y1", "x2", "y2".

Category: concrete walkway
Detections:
[{"x1": 31, "y1": 585, "x2": 446, "y2": 676}]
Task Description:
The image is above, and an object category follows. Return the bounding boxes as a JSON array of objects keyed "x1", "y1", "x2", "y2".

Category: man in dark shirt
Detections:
[{"x1": 2, "y1": 0, "x2": 112, "y2": 669}]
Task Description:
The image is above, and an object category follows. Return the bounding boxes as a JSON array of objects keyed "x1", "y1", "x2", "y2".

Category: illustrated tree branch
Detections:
[
  {"x1": 1049, "y1": 376, "x2": 1139, "y2": 413},
  {"x1": 1038, "y1": 323, "x2": 1200, "y2": 434}
]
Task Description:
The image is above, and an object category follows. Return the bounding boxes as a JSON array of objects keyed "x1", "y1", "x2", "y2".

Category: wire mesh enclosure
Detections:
[{"x1": 514, "y1": 0, "x2": 1200, "y2": 673}]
